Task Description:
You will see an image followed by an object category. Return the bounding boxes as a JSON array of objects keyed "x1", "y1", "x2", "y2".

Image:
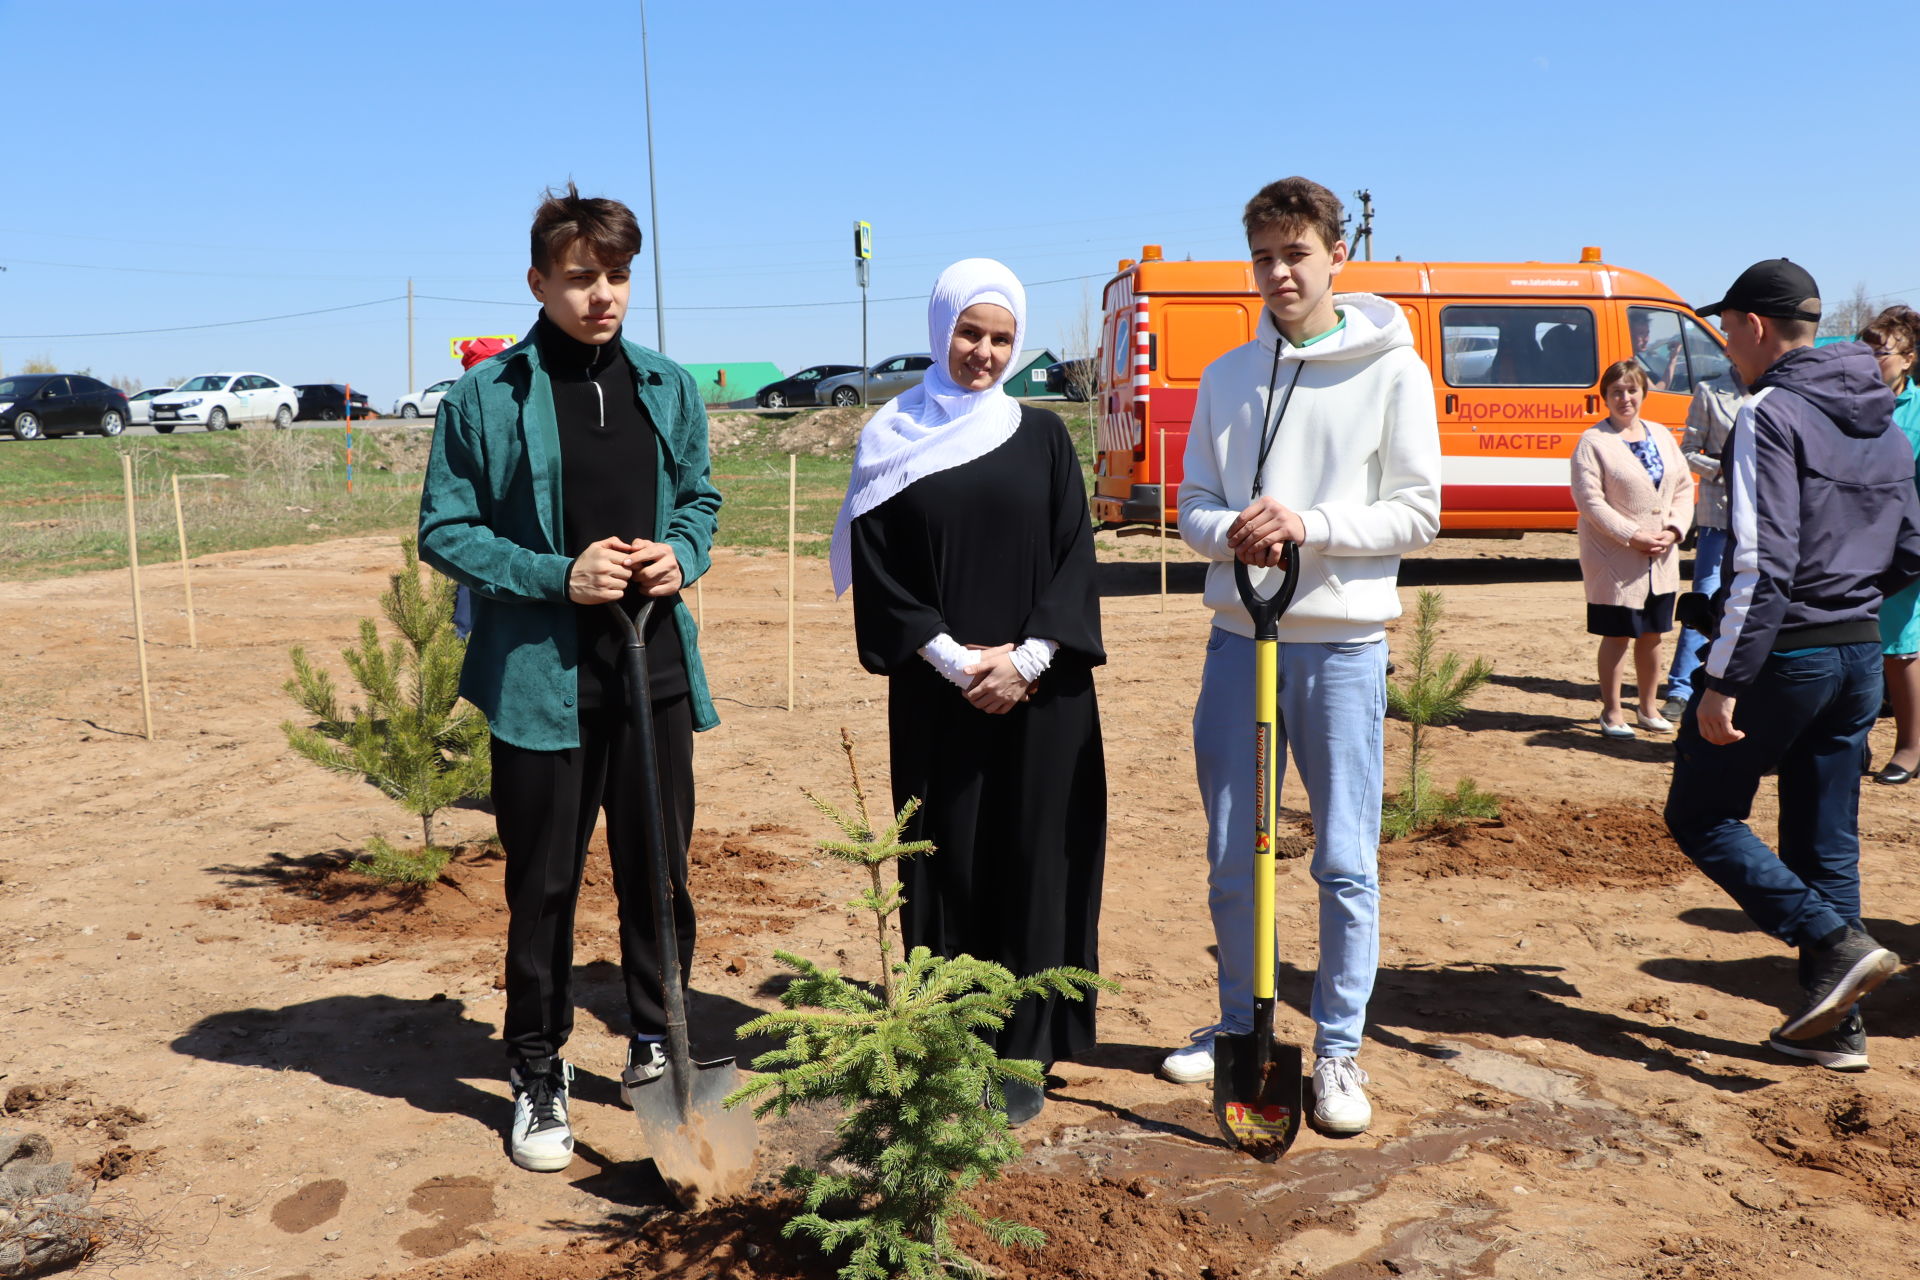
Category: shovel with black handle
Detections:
[
  {"x1": 607, "y1": 599, "x2": 757, "y2": 1207},
  {"x1": 1212, "y1": 548, "x2": 1304, "y2": 1162}
]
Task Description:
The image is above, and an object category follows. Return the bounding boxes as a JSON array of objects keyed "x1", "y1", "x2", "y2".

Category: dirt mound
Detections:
[
  {"x1": 3, "y1": 1081, "x2": 147, "y2": 1141},
  {"x1": 706, "y1": 409, "x2": 872, "y2": 456},
  {"x1": 235, "y1": 839, "x2": 510, "y2": 942},
  {"x1": 962, "y1": 1174, "x2": 1254, "y2": 1280},
  {"x1": 1385, "y1": 798, "x2": 1693, "y2": 888},
  {"x1": 1750, "y1": 1085, "x2": 1920, "y2": 1216}
]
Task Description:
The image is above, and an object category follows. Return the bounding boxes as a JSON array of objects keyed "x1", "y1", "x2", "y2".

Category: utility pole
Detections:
[
  {"x1": 1352, "y1": 189, "x2": 1375, "y2": 261},
  {"x1": 406, "y1": 277, "x2": 415, "y2": 394},
  {"x1": 855, "y1": 221, "x2": 871, "y2": 406},
  {"x1": 640, "y1": 0, "x2": 666, "y2": 352}
]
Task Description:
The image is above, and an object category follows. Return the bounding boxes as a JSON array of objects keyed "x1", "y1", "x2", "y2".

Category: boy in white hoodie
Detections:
[{"x1": 1163, "y1": 177, "x2": 1441, "y2": 1135}]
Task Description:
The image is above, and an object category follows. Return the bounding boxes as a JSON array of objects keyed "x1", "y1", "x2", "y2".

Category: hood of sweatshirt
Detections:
[
  {"x1": 1753, "y1": 340, "x2": 1896, "y2": 439},
  {"x1": 1257, "y1": 292, "x2": 1413, "y2": 362}
]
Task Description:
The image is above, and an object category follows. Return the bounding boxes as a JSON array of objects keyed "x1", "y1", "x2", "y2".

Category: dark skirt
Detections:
[{"x1": 1588, "y1": 593, "x2": 1675, "y2": 638}]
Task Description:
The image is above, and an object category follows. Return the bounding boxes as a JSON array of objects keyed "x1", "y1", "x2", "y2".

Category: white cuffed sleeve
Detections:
[
  {"x1": 1008, "y1": 637, "x2": 1057, "y2": 683},
  {"x1": 917, "y1": 632, "x2": 975, "y2": 690}
]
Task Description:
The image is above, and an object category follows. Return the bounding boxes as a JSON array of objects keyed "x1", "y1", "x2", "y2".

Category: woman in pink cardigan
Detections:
[{"x1": 1571, "y1": 360, "x2": 1695, "y2": 739}]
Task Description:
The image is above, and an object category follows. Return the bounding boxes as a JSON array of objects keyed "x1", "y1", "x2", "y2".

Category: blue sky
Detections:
[{"x1": 4, "y1": 0, "x2": 1917, "y2": 405}]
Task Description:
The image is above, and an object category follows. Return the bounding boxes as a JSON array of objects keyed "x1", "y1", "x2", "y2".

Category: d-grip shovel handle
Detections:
[{"x1": 1233, "y1": 544, "x2": 1300, "y2": 641}]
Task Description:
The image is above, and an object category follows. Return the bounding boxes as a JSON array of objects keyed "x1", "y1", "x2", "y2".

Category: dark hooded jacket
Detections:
[{"x1": 1705, "y1": 341, "x2": 1920, "y2": 694}]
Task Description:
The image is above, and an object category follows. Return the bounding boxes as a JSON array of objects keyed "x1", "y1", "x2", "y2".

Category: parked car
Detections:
[
  {"x1": 294, "y1": 383, "x2": 375, "y2": 421},
  {"x1": 812, "y1": 354, "x2": 934, "y2": 408},
  {"x1": 1045, "y1": 358, "x2": 1097, "y2": 401},
  {"x1": 755, "y1": 363, "x2": 860, "y2": 409},
  {"x1": 127, "y1": 387, "x2": 175, "y2": 426},
  {"x1": 149, "y1": 372, "x2": 298, "y2": 432},
  {"x1": 393, "y1": 379, "x2": 456, "y2": 420},
  {"x1": 0, "y1": 373, "x2": 133, "y2": 439}
]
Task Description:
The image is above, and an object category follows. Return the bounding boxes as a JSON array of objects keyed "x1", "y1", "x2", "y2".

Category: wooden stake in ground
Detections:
[
  {"x1": 787, "y1": 452, "x2": 797, "y2": 712},
  {"x1": 121, "y1": 454, "x2": 154, "y2": 740},
  {"x1": 1158, "y1": 427, "x2": 1168, "y2": 613},
  {"x1": 170, "y1": 474, "x2": 197, "y2": 649}
]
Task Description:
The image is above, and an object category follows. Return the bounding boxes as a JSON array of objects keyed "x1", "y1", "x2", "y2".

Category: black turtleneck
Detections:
[{"x1": 536, "y1": 312, "x2": 687, "y2": 708}]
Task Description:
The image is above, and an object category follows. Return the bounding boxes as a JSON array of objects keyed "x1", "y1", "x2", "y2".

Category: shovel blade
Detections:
[
  {"x1": 627, "y1": 1056, "x2": 759, "y2": 1209},
  {"x1": 1211, "y1": 1032, "x2": 1302, "y2": 1162}
]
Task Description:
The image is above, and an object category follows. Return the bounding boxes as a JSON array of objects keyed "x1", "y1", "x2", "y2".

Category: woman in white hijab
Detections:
[{"x1": 833, "y1": 258, "x2": 1107, "y2": 1125}]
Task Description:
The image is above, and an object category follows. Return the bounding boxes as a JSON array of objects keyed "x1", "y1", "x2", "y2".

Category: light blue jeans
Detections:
[
  {"x1": 1192, "y1": 628, "x2": 1386, "y2": 1059},
  {"x1": 1665, "y1": 525, "x2": 1727, "y2": 702}
]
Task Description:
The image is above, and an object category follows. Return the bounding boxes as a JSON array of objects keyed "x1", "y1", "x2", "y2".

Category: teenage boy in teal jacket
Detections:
[{"x1": 418, "y1": 183, "x2": 720, "y2": 1173}]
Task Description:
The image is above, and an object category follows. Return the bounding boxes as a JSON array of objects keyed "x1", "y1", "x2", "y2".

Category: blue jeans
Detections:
[
  {"x1": 1193, "y1": 629, "x2": 1386, "y2": 1058},
  {"x1": 1665, "y1": 525, "x2": 1727, "y2": 702},
  {"x1": 1663, "y1": 642, "x2": 1881, "y2": 949}
]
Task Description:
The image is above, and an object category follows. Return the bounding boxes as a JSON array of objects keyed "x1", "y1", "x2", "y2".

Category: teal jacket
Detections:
[{"x1": 418, "y1": 330, "x2": 722, "y2": 749}]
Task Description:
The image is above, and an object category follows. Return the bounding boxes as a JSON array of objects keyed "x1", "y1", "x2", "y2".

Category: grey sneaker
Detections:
[
  {"x1": 619, "y1": 1036, "x2": 667, "y2": 1110},
  {"x1": 1661, "y1": 696, "x2": 1688, "y2": 722},
  {"x1": 1770, "y1": 1012, "x2": 1869, "y2": 1072},
  {"x1": 1777, "y1": 929, "x2": 1898, "y2": 1040}
]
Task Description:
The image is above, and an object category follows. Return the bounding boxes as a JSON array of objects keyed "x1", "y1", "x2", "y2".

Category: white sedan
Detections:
[
  {"x1": 149, "y1": 373, "x2": 298, "y2": 432},
  {"x1": 127, "y1": 387, "x2": 174, "y2": 426},
  {"x1": 393, "y1": 379, "x2": 456, "y2": 420}
]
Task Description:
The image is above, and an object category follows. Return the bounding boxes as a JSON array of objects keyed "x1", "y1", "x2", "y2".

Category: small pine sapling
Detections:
[
  {"x1": 1384, "y1": 588, "x2": 1498, "y2": 839},
  {"x1": 727, "y1": 729, "x2": 1113, "y2": 1280},
  {"x1": 282, "y1": 539, "x2": 489, "y2": 872}
]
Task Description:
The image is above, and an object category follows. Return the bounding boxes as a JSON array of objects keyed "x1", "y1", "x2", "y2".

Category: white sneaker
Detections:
[
  {"x1": 1311, "y1": 1055, "x2": 1372, "y2": 1135},
  {"x1": 509, "y1": 1058, "x2": 574, "y2": 1172},
  {"x1": 1160, "y1": 1025, "x2": 1227, "y2": 1085}
]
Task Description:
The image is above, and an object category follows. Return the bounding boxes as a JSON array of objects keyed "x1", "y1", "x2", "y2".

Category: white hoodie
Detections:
[{"x1": 1179, "y1": 293, "x2": 1441, "y2": 642}]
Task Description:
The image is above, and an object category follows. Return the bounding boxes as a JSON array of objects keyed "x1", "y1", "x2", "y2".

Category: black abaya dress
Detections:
[{"x1": 849, "y1": 405, "x2": 1107, "y2": 1067}]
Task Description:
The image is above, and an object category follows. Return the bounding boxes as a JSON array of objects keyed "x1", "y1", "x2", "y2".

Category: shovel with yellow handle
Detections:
[{"x1": 1212, "y1": 547, "x2": 1303, "y2": 1162}]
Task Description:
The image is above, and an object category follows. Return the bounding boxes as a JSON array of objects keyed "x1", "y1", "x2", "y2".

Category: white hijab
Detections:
[{"x1": 828, "y1": 257, "x2": 1028, "y2": 596}]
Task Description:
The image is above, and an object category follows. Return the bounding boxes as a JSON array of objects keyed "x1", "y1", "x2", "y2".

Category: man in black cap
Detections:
[{"x1": 1663, "y1": 259, "x2": 1920, "y2": 1071}]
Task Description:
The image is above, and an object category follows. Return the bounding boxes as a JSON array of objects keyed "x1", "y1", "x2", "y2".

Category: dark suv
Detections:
[
  {"x1": 0, "y1": 374, "x2": 133, "y2": 439},
  {"x1": 294, "y1": 384, "x2": 376, "y2": 421}
]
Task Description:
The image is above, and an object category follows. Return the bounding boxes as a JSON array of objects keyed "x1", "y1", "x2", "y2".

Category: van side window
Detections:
[
  {"x1": 1628, "y1": 306, "x2": 1697, "y2": 394},
  {"x1": 1441, "y1": 306, "x2": 1596, "y2": 387},
  {"x1": 1681, "y1": 314, "x2": 1731, "y2": 387}
]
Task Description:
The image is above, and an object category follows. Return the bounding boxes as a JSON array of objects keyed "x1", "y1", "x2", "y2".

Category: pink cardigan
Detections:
[{"x1": 1570, "y1": 418, "x2": 1694, "y2": 608}]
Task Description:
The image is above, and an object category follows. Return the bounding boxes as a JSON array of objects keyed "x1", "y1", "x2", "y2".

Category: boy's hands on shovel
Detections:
[
  {"x1": 567, "y1": 537, "x2": 683, "y2": 605},
  {"x1": 1228, "y1": 496, "x2": 1305, "y2": 566}
]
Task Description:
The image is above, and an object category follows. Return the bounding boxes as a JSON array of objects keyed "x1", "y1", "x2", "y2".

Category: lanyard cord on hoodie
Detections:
[{"x1": 1250, "y1": 335, "x2": 1305, "y2": 500}]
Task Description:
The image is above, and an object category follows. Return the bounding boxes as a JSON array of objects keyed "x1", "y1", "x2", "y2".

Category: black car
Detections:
[
  {"x1": 755, "y1": 363, "x2": 861, "y2": 409},
  {"x1": 0, "y1": 373, "x2": 133, "y2": 440},
  {"x1": 294, "y1": 383, "x2": 376, "y2": 421},
  {"x1": 1045, "y1": 358, "x2": 1097, "y2": 401}
]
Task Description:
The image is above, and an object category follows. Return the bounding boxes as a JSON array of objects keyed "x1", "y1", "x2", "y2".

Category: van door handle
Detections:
[
  {"x1": 1444, "y1": 394, "x2": 1457, "y2": 414},
  {"x1": 1586, "y1": 395, "x2": 1598, "y2": 414}
]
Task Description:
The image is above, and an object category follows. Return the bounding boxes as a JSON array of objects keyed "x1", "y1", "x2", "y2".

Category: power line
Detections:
[
  {"x1": 0, "y1": 296, "x2": 406, "y2": 340},
  {"x1": 416, "y1": 272, "x2": 1107, "y2": 314}
]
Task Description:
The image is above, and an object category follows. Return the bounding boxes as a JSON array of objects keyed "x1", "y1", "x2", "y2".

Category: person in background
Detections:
[
  {"x1": 1570, "y1": 361, "x2": 1693, "y2": 739},
  {"x1": 449, "y1": 338, "x2": 512, "y2": 642},
  {"x1": 1661, "y1": 361, "x2": 1746, "y2": 722},
  {"x1": 1665, "y1": 259, "x2": 1920, "y2": 1072},
  {"x1": 834, "y1": 258, "x2": 1107, "y2": 1129},
  {"x1": 1861, "y1": 304, "x2": 1920, "y2": 783}
]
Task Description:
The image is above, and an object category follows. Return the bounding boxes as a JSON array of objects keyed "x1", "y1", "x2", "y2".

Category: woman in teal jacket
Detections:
[{"x1": 1863, "y1": 305, "x2": 1920, "y2": 783}]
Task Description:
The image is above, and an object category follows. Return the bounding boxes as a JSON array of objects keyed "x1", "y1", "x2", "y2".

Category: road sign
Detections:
[
  {"x1": 449, "y1": 335, "x2": 517, "y2": 359},
  {"x1": 854, "y1": 221, "x2": 872, "y2": 261}
]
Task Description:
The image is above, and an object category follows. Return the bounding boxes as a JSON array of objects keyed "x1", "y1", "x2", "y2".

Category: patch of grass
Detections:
[{"x1": 0, "y1": 428, "x2": 424, "y2": 580}]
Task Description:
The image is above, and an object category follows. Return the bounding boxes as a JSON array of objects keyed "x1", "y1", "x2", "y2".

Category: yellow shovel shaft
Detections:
[{"x1": 1253, "y1": 636, "x2": 1276, "y2": 1001}]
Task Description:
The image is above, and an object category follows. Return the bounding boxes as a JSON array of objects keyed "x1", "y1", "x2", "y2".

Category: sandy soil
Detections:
[{"x1": 1, "y1": 530, "x2": 1917, "y2": 1280}]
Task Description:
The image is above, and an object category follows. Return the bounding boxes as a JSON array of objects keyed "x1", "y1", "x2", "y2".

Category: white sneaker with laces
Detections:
[
  {"x1": 1160, "y1": 1024, "x2": 1228, "y2": 1085},
  {"x1": 508, "y1": 1058, "x2": 575, "y2": 1172},
  {"x1": 1311, "y1": 1055, "x2": 1372, "y2": 1135}
]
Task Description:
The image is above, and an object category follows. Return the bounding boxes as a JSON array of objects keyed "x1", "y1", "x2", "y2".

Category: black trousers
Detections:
[{"x1": 491, "y1": 694, "x2": 695, "y2": 1063}]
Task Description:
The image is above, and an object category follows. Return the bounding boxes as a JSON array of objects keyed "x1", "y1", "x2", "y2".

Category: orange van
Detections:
[{"x1": 1091, "y1": 246, "x2": 1729, "y2": 533}]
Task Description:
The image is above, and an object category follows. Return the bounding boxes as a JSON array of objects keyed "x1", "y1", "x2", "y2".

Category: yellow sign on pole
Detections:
[
  {"x1": 449, "y1": 335, "x2": 518, "y2": 359},
  {"x1": 854, "y1": 221, "x2": 872, "y2": 261}
]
